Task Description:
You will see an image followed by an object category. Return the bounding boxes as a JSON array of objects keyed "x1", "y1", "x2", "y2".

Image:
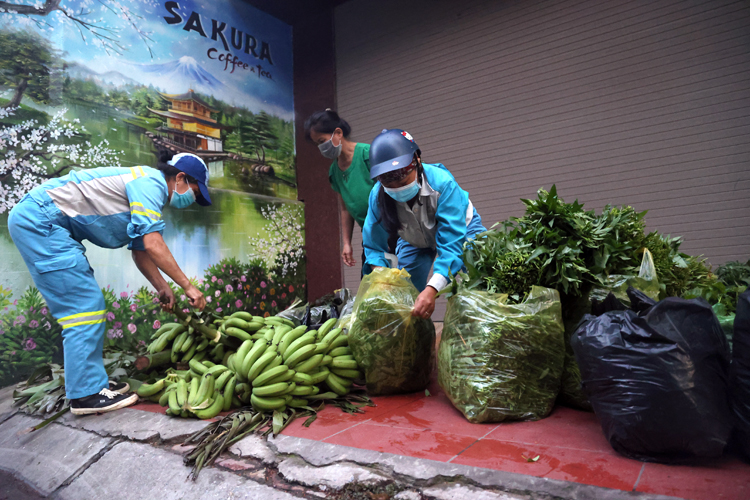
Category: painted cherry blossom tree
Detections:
[
  {"x1": 0, "y1": 0, "x2": 158, "y2": 57},
  {"x1": 249, "y1": 203, "x2": 305, "y2": 278},
  {"x1": 0, "y1": 106, "x2": 122, "y2": 213}
]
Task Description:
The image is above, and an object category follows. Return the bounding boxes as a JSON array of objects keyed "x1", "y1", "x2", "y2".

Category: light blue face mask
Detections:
[
  {"x1": 170, "y1": 179, "x2": 196, "y2": 209},
  {"x1": 384, "y1": 179, "x2": 420, "y2": 203}
]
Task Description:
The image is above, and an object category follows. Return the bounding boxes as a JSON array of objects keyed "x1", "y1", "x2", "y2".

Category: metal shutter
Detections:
[{"x1": 334, "y1": 0, "x2": 750, "y2": 317}]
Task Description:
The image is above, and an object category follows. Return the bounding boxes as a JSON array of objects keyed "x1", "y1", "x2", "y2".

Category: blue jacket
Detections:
[
  {"x1": 363, "y1": 163, "x2": 478, "y2": 287},
  {"x1": 27, "y1": 166, "x2": 168, "y2": 251}
]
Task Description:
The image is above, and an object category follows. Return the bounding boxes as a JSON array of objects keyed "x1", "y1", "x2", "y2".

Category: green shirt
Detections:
[{"x1": 328, "y1": 143, "x2": 374, "y2": 227}]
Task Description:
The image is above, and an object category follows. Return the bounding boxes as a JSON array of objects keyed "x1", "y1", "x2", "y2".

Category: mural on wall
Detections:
[{"x1": 0, "y1": 0, "x2": 304, "y2": 385}]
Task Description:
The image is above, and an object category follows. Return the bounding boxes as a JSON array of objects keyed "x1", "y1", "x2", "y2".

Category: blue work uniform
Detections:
[
  {"x1": 362, "y1": 163, "x2": 486, "y2": 291},
  {"x1": 7, "y1": 166, "x2": 167, "y2": 399}
]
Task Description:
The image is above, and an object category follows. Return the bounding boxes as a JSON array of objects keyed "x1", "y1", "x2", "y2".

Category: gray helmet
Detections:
[{"x1": 369, "y1": 129, "x2": 420, "y2": 179}]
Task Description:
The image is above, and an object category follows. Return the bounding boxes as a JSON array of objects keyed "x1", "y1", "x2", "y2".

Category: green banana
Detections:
[
  {"x1": 308, "y1": 367, "x2": 330, "y2": 385},
  {"x1": 294, "y1": 354, "x2": 324, "y2": 374},
  {"x1": 235, "y1": 339, "x2": 254, "y2": 370},
  {"x1": 205, "y1": 364, "x2": 229, "y2": 378},
  {"x1": 247, "y1": 351, "x2": 277, "y2": 382},
  {"x1": 252, "y1": 365, "x2": 289, "y2": 387},
  {"x1": 168, "y1": 389, "x2": 181, "y2": 413},
  {"x1": 180, "y1": 332, "x2": 195, "y2": 353},
  {"x1": 288, "y1": 398, "x2": 309, "y2": 408},
  {"x1": 282, "y1": 382, "x2": 297, "y2": 395},
  {"x1": 321, "y1": 327, "x2": 342, "y2": 347},
  {"x1": 331, "y1": 358, "x2": 358, "y2": 370},
  {"x1": 195, "y1": 337, "x2": 210, "y2": 351},
  {"x1": 194, "y1": 394, "x2": 224, "y2": 419},
  {"x1": 177, "y1": 379, "x2": 188, "y2": 407},
  {"x1": 215, "y1": 370, "x2": 233, "y2": 391},
  {"x1": 223, "y1": 376, "x2": 236, "y2": 412},
  {"x1": 265, "y1": 368, "x2": 295, "y2": 386},
  {"x1": 252, "y1": 382, "x2": 290, "y2": 397},
  {"x1": 151, "y1": 322, "x2": 179, "y2": 339},
  {"x1": 331, "y1": 368, "x2": 362, "y2": 379},
  {"x1": 180, "y1": 342, "x2": 197, "y2": 363},
  {"x1": 285, "y1": 343, "x2": 317, "y2": 368},
  {"x1": 282, "y1": 332, "x2": 316, "y2": 362},
  {"x1": 225, "y1": 327, "x2": 252, "y2": 342},
  {"x1": 292, "y1": 372, "x2": 313, "y2": 386},
  {"x1": 251, "y1": 393, "x2": 286, "y2": 411},
  {"x1": 172, "y1": 330, "x2": 189, "y2": 353},
  {"x1": 277, "y1": 325, "x2": 308, "y2": 356},
  {"x1": 192, "y1": 373, "x2": 215, "y2": 408},
  {"x1": 137, "y1": 379, "x2": 165, "y2": 397},
  {"x1": 321, "y1": 355, "x2": 333, "y2": 366},
  {"x1": 316, "y1": 318, "x2": 338, "y2": 340},
  {"x1": 187, "y1": 376, "x2": 200, "y2": 403},
  {"x1": 290, "y1": 385, "x2": 316, "y2": 397},
  {"x1": 158, "y1": 390, "x2": 171, "y2": 407},
  {"x1": 327, "y1": 335, "x2": 349, "y2": 351},
  {"x1": 325, "y1": 373, "x2": 350, "y2": 395},
  {"x1": 189, "y1": 359, "x2": 208, "y2": 375},
  {"x1": 241, "y1": 339, "x2": 269, "y2": 378},
  {"x1": 329, "y1": 346, "x2": 352, "y2": 357},
  {"x1": 193, "y1": 350, "x2": 207, "y2": 362}
]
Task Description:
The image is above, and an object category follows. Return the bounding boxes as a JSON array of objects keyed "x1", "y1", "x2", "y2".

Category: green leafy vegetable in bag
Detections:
[
  {"x1": 348, "y1": 268, "x2": 435, "y2": 396},
  {"x1": 438, "y1": 286, "x2": 565, "y2": 423}
]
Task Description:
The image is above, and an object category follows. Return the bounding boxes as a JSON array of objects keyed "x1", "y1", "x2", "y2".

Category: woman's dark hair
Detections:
[
  {"x1": 377, "y1": 158, "x2": 424, "y2": 236},
  {"x1": 304, "y1": 109, "x2": 351, "y2": 142},
  {"x1": 156, "y1": 150, "x2": 198, "y2": 184}
]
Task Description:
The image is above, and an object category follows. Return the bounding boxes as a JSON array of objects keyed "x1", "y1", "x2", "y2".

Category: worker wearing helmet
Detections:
[
  {"x1": 7, "y1": 151, "x2": 209, "y2": 415},
  {"x1": 362, "y1": 129, "x2": 486, "y2": 319}
]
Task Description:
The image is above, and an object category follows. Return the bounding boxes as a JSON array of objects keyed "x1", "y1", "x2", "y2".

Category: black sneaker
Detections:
[
  {"x1": 70, "y1": 388, "x2": 139, "y2": 415},
  {"x1": 108, "y1": 380, "x2": 130, "y2": 394}
]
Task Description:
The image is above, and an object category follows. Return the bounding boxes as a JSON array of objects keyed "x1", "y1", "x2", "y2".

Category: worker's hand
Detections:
[
  {"x1": 412, "y1": 286, "x2": 438, "y2": 319},
  {"x1": 157, "y1": 286, "x2": 176, "y2": 312},
  {"x1": 342, "y1": 243, "x2": 356, "y2": 267},
  {"x1": 185, "y1": 284, "x2": 207, "y2": 311}
]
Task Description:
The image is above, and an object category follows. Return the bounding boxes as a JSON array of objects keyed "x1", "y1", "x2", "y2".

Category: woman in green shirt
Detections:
[{"x1": 305, "y1": 110, "x2": 375, "y2": 271}]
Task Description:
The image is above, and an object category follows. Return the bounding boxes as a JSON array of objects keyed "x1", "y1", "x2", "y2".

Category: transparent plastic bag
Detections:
[
  {"x1": 438, "y1": 286, "x2": 565, "y2": 423},
  {"x1": 590, "y1": 249, "x2": 661, "y2": 306},
  {"x1": 348, "y1": 268, "x2": 435, "y2": 396}
]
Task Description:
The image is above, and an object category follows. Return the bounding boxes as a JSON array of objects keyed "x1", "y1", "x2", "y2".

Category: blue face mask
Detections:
[
  {"x1": 170, "y1": 179, "x2": 196, "y2": 209},
  {"x1": 384, "y1": 179, "x2": 420, "y2": 203}
]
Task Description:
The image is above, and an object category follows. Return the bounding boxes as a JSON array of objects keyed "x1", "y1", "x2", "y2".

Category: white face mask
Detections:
[
  {"x1": 318, "y1": 133, "x2": 342, "y2": 159},
  {"x1": 384, "y1": 179, "x2": 420, "y2": 202}
]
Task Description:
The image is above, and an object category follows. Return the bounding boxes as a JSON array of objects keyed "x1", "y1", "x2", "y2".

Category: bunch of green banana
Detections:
[{"x1": 146, "y1": 322, "x2": 215, "y2": 365}]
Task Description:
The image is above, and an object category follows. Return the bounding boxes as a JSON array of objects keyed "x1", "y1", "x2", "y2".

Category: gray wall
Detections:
[{"x1": 334, "y1": 0, "x2": 750, "y2": 312}]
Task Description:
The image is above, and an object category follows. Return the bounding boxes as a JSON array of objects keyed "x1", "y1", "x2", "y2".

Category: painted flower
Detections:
[
  {"x1": 270, "y1": 288, "x2": 275, "y2": 296},
  {"x1": 9, "y1": 350, "x2": 16, "y2": 356},
  {"x1": 216, "y1": 307, "x2": 223, "y2": 313},
  {"x1": 225, "y1": 284, "x2": 233, "y2": 293},
  {"x1": 41, "y1": 307, "x2": 48, "y2": 315},
  {"x1": 153, "y1": 320, "x2": 161, "y2": 329},
  {"x1": 235, "y1": 300, "x2": 242, "y2": 308},
  {"x1": 261, "y1": 281, "x2": 267, "y2": 288},
  {"x1": 289, "y1": 285, "x2": 295, "y2": 292},
  {"x1": 29, "y1": 320, "x2": 39, "y2": 328},
  {"x1": 215, "y1": 290, "x2": 221, "y2": 298},
  {"x1": 23, "y1": 338, "x2": 37, "y2": 351},
  {"x1": 183, "y1": 308, "x2": 189, "y2": 313},
  {"x1": 211, "y1": 276, "x2": 217, "y2": 283},
  {"x1": 255, "y1": 288, "x2": 261, "y2": 294},
  {"x1": 260, "y1": 302, "x2": 265, "y2": 310},
  {"x1": 181, "y1": 295, "x2": 186, "y2": 301},
  {"x1": 263, "y1": 312, "x2": 270, "y2": 318},
  {"x1": 130, "y1": 304, "x2": 137, "y2": 312},
  {"x1": 44, "y1": 321, "x2": 51, "y2": 330},
  {"x1": 240, "y1": 275, "x2": 246, "y2": 282},
  {"x1": 127, "y1": 323, "x2": 137, "y2": 334},
  {"x1": 0, "y1": 330, "x2": 4, "y2": 336},
  {"x1": 138, "y1": 340, "x2": 146, "y2": 347},
  {"x1": 114, "y1": 321, "x2": 122, "y2": 329},
  {"x1": 14, "y1": 315, "x2": 26, "y2": 326},
  {"x1": 152, "y1": 296, "x2": 160, "y2": 304},
  {"x1": 206, "y1": 296, "x2": 212, "y2": 303},
  {"x1": 281, "y1": 293, "x2": 287, "y2": 299},
  {"x1": 120, "y1": 292, "x2": 128, "y2": 299},
  {"x1": 217, "y1": 279, "x2": 224, "y2": 286},
  {"x1": 271, "y1": 301, "x2": 277, "y2": 308},
  {"x1": 106, "y1": 312, "x2": 116, "y2": 321},
  {"x1": 113, "y1": 301, "x2": 120, "y2": 309},
  {"x1": 262, "y1": 295, "x2": 266, "y2": 300}
]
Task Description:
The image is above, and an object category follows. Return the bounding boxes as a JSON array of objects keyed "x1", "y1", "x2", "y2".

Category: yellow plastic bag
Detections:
[{"x1": 348, "y1": 268, "x2": 435, "y2": 395}]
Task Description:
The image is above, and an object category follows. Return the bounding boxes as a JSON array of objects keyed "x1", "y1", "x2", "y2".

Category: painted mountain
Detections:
[
  {"x1": 134, "y1": 56, "x2": 225, "y2": 95},
  {"x1": 64, "y1": 62, "x2": 139, "y2": 88}
]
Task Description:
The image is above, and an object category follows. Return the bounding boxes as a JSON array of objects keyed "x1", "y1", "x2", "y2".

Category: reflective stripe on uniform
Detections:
[
  {"x1": 129, "y1": 201, "x2": 161, "y2": 220},
  {"x1": 130, "y1": 166, "x2": 147, "y2": 180},
  {"x1": 58, "y1": 309, "x2": 107, "y2": 329}
]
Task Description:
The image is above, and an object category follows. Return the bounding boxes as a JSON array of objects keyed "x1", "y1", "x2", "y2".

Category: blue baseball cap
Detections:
[{"x1": 168, "y1": 153, "x2": 211, "y2": 206}]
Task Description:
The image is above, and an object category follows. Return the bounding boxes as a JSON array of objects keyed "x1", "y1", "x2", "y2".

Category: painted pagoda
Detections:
[{"x1": 149, "y1": 90, "x2": 224, "y2": 153}]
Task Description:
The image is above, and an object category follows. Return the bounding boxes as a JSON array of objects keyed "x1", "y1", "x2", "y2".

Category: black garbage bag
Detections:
[
  {"x1": 572, "y1": 287, "x2": 733, "y2": 463},
  {"x1": 730, "y1": 290, "x2": 750, "y2": 458}
]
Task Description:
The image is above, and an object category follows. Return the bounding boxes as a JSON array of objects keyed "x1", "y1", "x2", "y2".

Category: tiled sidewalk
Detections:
[{"x1": 133, "y1": 373, "x2": 750, "y2": 500}]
